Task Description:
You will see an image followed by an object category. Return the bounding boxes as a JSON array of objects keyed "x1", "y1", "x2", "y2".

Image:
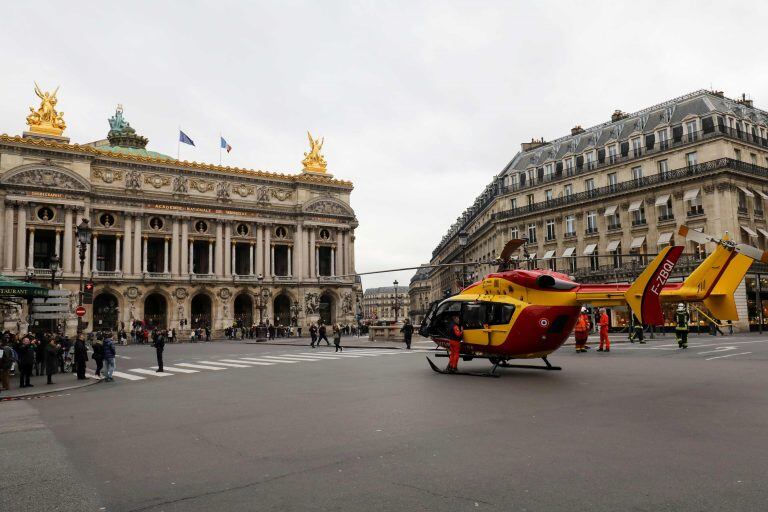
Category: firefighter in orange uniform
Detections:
[
  {"x1": 447, "y1": 314, "x2": 463, "y2": 372},
  {"x1": 597, "y1": 308, "x2": 611, "y2": 352},
  {"x1": 574, "y1": 307, "x2": 591, "y2": 353}
]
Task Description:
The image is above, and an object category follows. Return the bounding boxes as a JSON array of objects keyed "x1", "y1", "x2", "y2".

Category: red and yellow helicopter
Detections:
[{"x1": 365, "y1": 225, "x2": 766, "y2": 376}]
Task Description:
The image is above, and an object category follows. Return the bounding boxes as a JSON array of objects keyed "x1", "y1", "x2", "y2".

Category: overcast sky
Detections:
[{"x1": 2, "y1": 1, "x2": 767, "y2": 290}]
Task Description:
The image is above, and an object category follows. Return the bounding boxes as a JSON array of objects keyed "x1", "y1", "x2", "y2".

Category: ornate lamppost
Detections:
[
  {"x1": 76, "y1": 218, "x2": 92, "y2": 334},
  {"x1": 458, "y1": 230, "x2": 468, "y2": 290},
  {"x1": 49, "y1": 255, "x2": 60, "y2": 333},
  {"x1": 393, "y1": 279, "x2": 400, "y2": 325},
  {"x1": 290, "y1": 300, "x2": 300, "y2": 328}
]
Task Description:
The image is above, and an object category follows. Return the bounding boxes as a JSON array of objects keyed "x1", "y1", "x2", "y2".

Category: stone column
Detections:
[
  {"x1": 293, "y1": 224, "x2": 303, "y2": 279},
  {"x1": 287, "y1": 246, "x2": 293, "y2": 277},
  {"x1": 115, "y1": 235, "x2": 122, "y2": 272},
  {"x1": 142, "y1": 236, "x2": 148, "y2": 274},
  {"x1": 91, "y1": 234, "x2": 98, "y2": 272},
  {"x1": 27, "y1": 228, "x2": 35, "y2": 269},
  {"x1": 232, "y1": 241, "x2": 238, "y2": 275},
  {"x1": 224, "y1": 223, "x2": 232, "y2": 276},
  {"x1": 249, "y1": 243, "x2": 254, "y2": 275},
  {"x1": 215, "y1": 221, "x2": 224, "y2": 276},
  {"x1": 315, "y1": 246, "x2": 320, "y2": 276},
  {"x1": 180, "y1": 219, "x2": 189, "y2": 275},
  {"x1": 264, "y1": 226, "x2": 271, "y2": 277},
  {"x1": 256, "y1": 226, "x2": 264, "y2": 276},
  {"x1": 171, "y1": 218, "x2": 180, "y2": 276},
  {"x1": 16, "y1": 205, "x2": 26, "y2": 271},
  {"x1": 270, "y1": 245, "x2": 275, "y2": 277},
  {"x1": 54, "y1": 230, "x2": 61, "y2": 259},
  {"x1": 4, "y1": 203, "x2": 14, "y2": 272},
  {"x1": 189, "y1": 239, "x2": 195, "y2": 274},
  {"x1": 347, "y1": 231, "x2": 355, "y2": 276},
  {"x1": 164, "y1": 237, "x2": 170, "y2": 273},
  {"x1": 331, "y1": 247, "x2": 336, "y2": 276},
  {"x1": 309, "y1": 228, "x2": 316, "y2": 278},
  {"x1": 208, "y1": 240, "x2": 214, "y2": 275},
  {"x1": 133, "y1": 215, "x2": 142, "y2": 275},
  {"x1": 122, "y1": 215, "x2": 132, "y2": 275}
]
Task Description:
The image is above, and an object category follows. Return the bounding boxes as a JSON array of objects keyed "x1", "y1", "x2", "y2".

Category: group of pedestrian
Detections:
[{"x1": 308, "y1": 322, "x2": 344, "y2": 351}]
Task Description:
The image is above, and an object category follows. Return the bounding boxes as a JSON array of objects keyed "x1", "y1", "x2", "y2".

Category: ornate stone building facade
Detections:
[
  {"x1": 0, "y1": 89, "x2": 358, "y2": 336},
  {"x1": 424, "y1": 90, "x2": 768, "y2": 331},
  {"x1": 362, "y1": 286, "x2": 409, "y2": 324}
]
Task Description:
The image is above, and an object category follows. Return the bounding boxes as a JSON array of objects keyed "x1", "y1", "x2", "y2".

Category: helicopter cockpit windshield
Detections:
[{"x1": 420, "y1": 300, "x2": 516, "y2": 340}]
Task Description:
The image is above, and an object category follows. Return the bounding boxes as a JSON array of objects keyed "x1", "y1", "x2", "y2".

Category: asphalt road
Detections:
[{"x1": 1, "y1": 335, "x2": 767, "y2": 512}]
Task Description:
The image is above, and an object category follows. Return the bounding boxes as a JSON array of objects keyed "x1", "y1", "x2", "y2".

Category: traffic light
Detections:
[{"x1": 83, "y1": 279, "x2": 94, "y2": 304}]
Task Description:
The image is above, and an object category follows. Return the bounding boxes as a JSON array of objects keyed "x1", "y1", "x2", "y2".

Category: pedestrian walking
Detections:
[
  {"x1": 597, "y1": 308, "x2": 611, "y2": 352},
  {"x1": 154, "y1": 329, "x2": 165, "y2": 372},
  {"x1": 317, "y1": 323, "x2": 330, "y2": 346},
  {"x1": 73, "y1": 334, "x2": 89, "y2": 380},
  {"x1": 91, "y1": 338, "x2": 104, "y2": 377},
  {"x1": 629, "y1": 314, "x2": 646, "y2": 344},
  {"x1": 103, "y1": 333, "x2": 116, "y2": 382},
  {"x1": 17, "y1": 337, "x2": 35, "y2": 388},
  {"x1": 400, "y1": 319, "x2": 414, "y2": 349},
  {"x1": 45, "y1": 338, "x2": 60, "y2": 385},
  {"x1": 574, "y1": 307, "x2": 591, "y2": 353},
  {"x1": 333, "y1": 324, "x2": 343, "y2": 352},
  {"x1": 676, "y1": 304, "x2": 690, "y2": 349},
  {"x1": 309, "y1": 323, "x2": 318, "y2": 347}
]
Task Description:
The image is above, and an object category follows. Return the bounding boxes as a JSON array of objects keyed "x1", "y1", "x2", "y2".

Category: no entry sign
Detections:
[{"x1": 75, "y1": 306, "x2": 86, "y2": 317}]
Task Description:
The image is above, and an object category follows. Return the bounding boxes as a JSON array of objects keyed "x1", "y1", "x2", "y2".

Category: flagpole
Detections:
[
  {"x1": 219, "y1": 132, "x2": 222, "y2": 165},
  {"x1": 177, "y1": 126, "x2": 181, "y2": 161}
]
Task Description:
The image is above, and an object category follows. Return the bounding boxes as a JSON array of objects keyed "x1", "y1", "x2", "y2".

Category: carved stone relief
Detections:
[
  {"x1": 341, "y1": 292, "x2": 352, "y2": 315},
  {"x1": 125, "y1": 170, "x2": 142, "y2": 191},
  {"x1": 93, "y1": 168, "x2": 124, "y2": 184},
  {"x1": 216, "y1": 181, "x2": 231, "y2": 201},
  {"x1": 305, "y1": 200, "x2": 348, "y2": 215},
  {"x1": 6, "y1": 168, "x2": 88, "y2": 191},
  {"x1": 172, "y1": 175, "x2": 189, "y2": 194},
  {"x1": 234, "y1": 183, "x2": 253, "y2": 198},
  {"x1": 190, "y1": 179, "x2": 214, "y2": 193},
  {"x1": 271, "y1": 189, "x2": 293, "y2": 201},
  {"x1": 305, "y1": 292, "x2": 319, "y2": 315},
  {"x1": 144, "y1": 174, "x2": 171, "y2": 189}
]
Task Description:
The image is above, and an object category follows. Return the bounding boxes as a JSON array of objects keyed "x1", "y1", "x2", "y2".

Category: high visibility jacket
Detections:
[
  {"x1": 448, "y1": 322, "x2": 463, "y2": 342},
  {"x1": 574, "y1": 314, "x2": 590, "y2": 334},
  {"x1": 676, "y1": 311, "x2": 689, "y2": 331},
  {"x1": 599, "y1": 313, "x2": 609, "y2": 329}
]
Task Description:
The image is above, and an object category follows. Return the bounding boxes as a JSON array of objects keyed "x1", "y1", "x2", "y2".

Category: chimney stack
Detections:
[
  {"x1": 611, "y1": 110, "x2": 628, "y2": 122},
  {"x1": 521, "y1": 137, "x2": 547, "y2": 152},
  {"x1": 737, "y1": 93, "x2": 753, "y2": 108},
  {"x1": 571, "y1": 125, "x2": 585, "y2": 136}
]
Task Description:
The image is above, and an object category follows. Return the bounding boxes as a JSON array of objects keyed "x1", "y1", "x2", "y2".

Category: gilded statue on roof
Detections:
[
  {"x1": 302, "y1": 131, "x2": 327, "y2": 173},
  {"x1": 26, "y1": 82, "x2": 66, "y2": 136}
]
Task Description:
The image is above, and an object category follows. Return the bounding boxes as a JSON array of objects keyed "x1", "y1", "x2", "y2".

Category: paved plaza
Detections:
[{"x1": 1, "y1": 334, "x2": 767, "y2": 511}]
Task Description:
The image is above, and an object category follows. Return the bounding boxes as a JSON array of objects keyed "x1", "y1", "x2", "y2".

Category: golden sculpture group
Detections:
[
  {"x1": 302, "y1": 131, "x2": 327, "y2": 173},
  {"x1": 26, "y1": 82, "x2": 66, "y2": 136}
]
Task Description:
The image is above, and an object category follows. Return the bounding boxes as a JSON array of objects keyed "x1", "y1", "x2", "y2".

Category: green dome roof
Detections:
[{"x1": 98, "y1": 145, "x2": 174, "y2": 160}]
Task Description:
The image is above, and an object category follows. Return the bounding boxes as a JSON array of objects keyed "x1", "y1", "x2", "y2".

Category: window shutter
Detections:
[
  {"x1": 672, "y1": 125, "x2": 683, "y2": 142},
  {"x1": 620, "y1": 141, "x2": 629, "y2": 156},
  {"x1": 537, "y1": 167, "x2": 544, "y2": 180},
  {"x1": 702, "y1": 116, "x2": 715, "y2": 134},
  {"x1": 555, "y1": 162, "x2": 563, "y2": 175},
  {"x1": 576, "y1": 155, "x2": 584, "y2": 169},
  {"x1": 597, "y1": 149, "x2": 605, "y2": 163},
  {"x1": 717, "y1": 116, "x2": 725, "y2": 133},
  {"x1": 645, "y1": 134, "x2": 655, "y2": 150}
]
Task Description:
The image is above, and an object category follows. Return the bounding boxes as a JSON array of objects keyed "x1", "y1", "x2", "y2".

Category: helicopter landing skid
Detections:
[
  {"x1": 426, "y1": 357, "x2": 500, "y2": 378},
  {"x1": 433, "y1": 352, "x2": 562, "y2": 372}
]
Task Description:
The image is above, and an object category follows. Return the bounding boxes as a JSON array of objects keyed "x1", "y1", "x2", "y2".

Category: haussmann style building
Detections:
[
  {"x1": 422, "y1": 90, "x2": 768, "y2": 332},
  {"x1": 0, "y1": 86, "x2": 359, "y2": 337}
]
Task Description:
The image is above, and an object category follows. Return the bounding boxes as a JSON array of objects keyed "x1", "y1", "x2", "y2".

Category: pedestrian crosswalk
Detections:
[{"x1": 93, "y1": 349, "x2": 416, "y2": 383}]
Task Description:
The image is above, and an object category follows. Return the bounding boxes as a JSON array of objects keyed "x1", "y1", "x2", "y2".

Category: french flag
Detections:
[{"x1": 220, "y1": 136, "x2": 232, "y2": 153}]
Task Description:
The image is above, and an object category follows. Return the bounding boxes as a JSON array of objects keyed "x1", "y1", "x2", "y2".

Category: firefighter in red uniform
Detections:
[
  {"x1": 447, "y1": 314, "x2": 463, "y2": 372},
  {"x1": 597, "y1": 308, "x2": 611, "y2": 352},
  {"x1": 574, "y1": 307, "x2": 591, "y2": 353}
]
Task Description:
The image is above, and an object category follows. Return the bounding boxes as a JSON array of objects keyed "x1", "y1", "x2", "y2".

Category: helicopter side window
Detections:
[
  {"x1": 462, "y1": 303, "x2": 486, "y2": 330},
  {"x1": 487, "y1": 303, "x2": 516, "y2": 325},
  {"x1": 429, "y1": 301, "x2": 463, "y2": 336}
]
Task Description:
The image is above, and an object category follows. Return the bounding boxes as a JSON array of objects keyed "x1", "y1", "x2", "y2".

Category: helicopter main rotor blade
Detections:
[
  {"x1": 680, "y1": 224, "x2": 768, "y2": 263},
  {"x1": 499, "y1": 239, "x2": 525, "y2": 261},
  {"x1": 735, "y1": 243, "x2": 768, "y2": 263},
  {"x1": 335, "y1": 260, "x2": 494, "y2": 278},
  {"x1": 678, "y1": 225, "x2": 715, "y2": 245}
]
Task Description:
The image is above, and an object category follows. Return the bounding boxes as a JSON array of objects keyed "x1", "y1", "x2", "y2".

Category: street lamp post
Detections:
[
  {"x1": 76, "y1": 218, "x2": 92, "y2": 334},
  {"x1": 49, "y1": 255, "x2": 60, "y2": 334},
  {"x1": 393, "y1": 279, "x2": 400, "y2": 324},
  {"x1": 458, "y1": 230, "x2": 468, "y2": 291}
]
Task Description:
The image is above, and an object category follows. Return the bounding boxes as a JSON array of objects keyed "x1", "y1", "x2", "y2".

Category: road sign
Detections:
[
  {"x1": 31, "y1": 305, "x2": 71, "y2": 313},
  {"x1": 31, "y1": 313, "x2": 69, "y2": 320},
  {"x1": 33, "y1": 297, "x2": 69, "y2": 305},
  {"x1": 76, "y1": 306, "x2": 86, "y2": 317}
]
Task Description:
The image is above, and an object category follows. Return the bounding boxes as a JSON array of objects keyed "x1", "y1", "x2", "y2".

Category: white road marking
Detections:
[
  {"x1": 129, "y1": 368, "x2": 173, "y2": 377},
  {"x1": 220, "y1": 359, "x2": 275, "y2": 366},
  {"x1": 241, "y1": 357, "x2": 299, "y2": 364},
  {"x1": 705, "y1": 352, "x2": 753, "y2": 361},
  {"x1": 152, "y1": 366, "x2": 199, "y2": 373},
  {"x1": 298, "y1": 352, "x2": 362, "y2": 358},
  {"x1": 697, "y1": 346, "x2": 737, "y2": 355},
  {"x1": 199, "y1": 360, "x2": 250, "y2": 368},
  {"x1": 279, "y1": 353, "x2": 342, "y2": 360},
  {"x1": 116, "y1": 355, "x2": 132, "y2": 360},
  {"x1": 261, "y1": 355, "x2": 322, "y2": 362},
  {"x1": 175, "y1": 362, "x2": 227, "y2": 370},
  {"x1": 110, "y1": 371, "x2": 145, "y2": 381}
]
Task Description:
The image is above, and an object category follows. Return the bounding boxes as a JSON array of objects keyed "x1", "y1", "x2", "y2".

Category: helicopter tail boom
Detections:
[{"x1": 623, "y1": 245, "x2": 685, "y2": 325}]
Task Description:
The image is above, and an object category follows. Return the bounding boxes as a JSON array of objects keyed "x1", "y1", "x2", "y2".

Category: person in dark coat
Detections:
[
  {"x1": 154, "y1": 330, "x2": 165, "y2": 372},
  {"x1": 73, "y1": 335, "x2": 89, "y2": 380},
  {"x1": 309, "y1": 323, "x2": 318, "y2": 347},
  {"x1": 317, "y1": 324, "x2": 330, "y2": 346},
  {"x1": 17, "y1": 337, "x2": 36, "y2": 388},
  {"x1": 91, "y1": 339, "x2": 104, "y2": 377},
  {"x1": 45, "y1": 339, "x2": 60, "y2": 385},
  {"x1": 400, "y1": 319, "x2": 414, "y2": 350},
  {"x1": 35, "y1": 335, "x2": 47, "y2": 376}
]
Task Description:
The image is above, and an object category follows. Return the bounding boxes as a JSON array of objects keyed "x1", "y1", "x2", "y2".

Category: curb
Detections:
[{"x1": 0, "y1": 377, "x2": 102, "y2": 402}]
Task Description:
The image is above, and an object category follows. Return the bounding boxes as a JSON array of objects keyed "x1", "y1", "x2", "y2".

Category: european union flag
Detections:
[{"x1": 179, "y1": 130, "x2": 195, "y2": 146}]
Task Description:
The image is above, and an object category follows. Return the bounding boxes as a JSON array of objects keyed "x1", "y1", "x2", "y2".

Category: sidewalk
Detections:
[{"x1": 1, "y1": 368, "x2": 100, "y2": 401}]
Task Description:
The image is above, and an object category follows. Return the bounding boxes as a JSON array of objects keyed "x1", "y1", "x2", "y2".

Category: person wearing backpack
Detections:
[{"x1": 103, "y1": 333, "x2": 117, "y2": 382}]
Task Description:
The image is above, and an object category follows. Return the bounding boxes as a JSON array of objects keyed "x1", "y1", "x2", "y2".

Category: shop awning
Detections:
[
  {"x1": 628, "y1": 200, "x2": 643, "y2": 212},
  {"x1": 0, "y1": 275, "x2": 49, "y2": 299},
  {"x1": 657, "y1": 232, "x2": 674, "y2": 245},
  {"x1": 606, "y1": 240, "x2": 621, "y2": 252},
  {"x1": 757, "y1": 228, "x2": 768, "y2": 239},
  {"x1": 562, "y1": 247, "x2": 576, "y2": 257},
  {"x1": 654, "y1": 194, "x2": 671, "y2": 206},
  {"x1": 683, "y1": 188, "x2": 700, "y2": 201},
  {"x1": 603, "y1": 205, "x2": 618, "y2": 216},
  {"x1": 737, "y1": 186, "x2": 755, "y2": 198},
  {"x1": 583, "y1": 243, "x2": 597, "y2": 255},
  {"x1": 755, "y1": 189, "x2": 768, "y2": 200},
  {"x1": 741, "y1": 225, "x2": 758, "y2": 238},
  {"x1": 527, "y1": 253, "x2": 537, "y2": 260},
  {"x1": 631, "y1": 236, "x2": 646, "y2": 249},
  {"x1": 542, "y1": 250, "x2": 556, "y2": 260}
]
